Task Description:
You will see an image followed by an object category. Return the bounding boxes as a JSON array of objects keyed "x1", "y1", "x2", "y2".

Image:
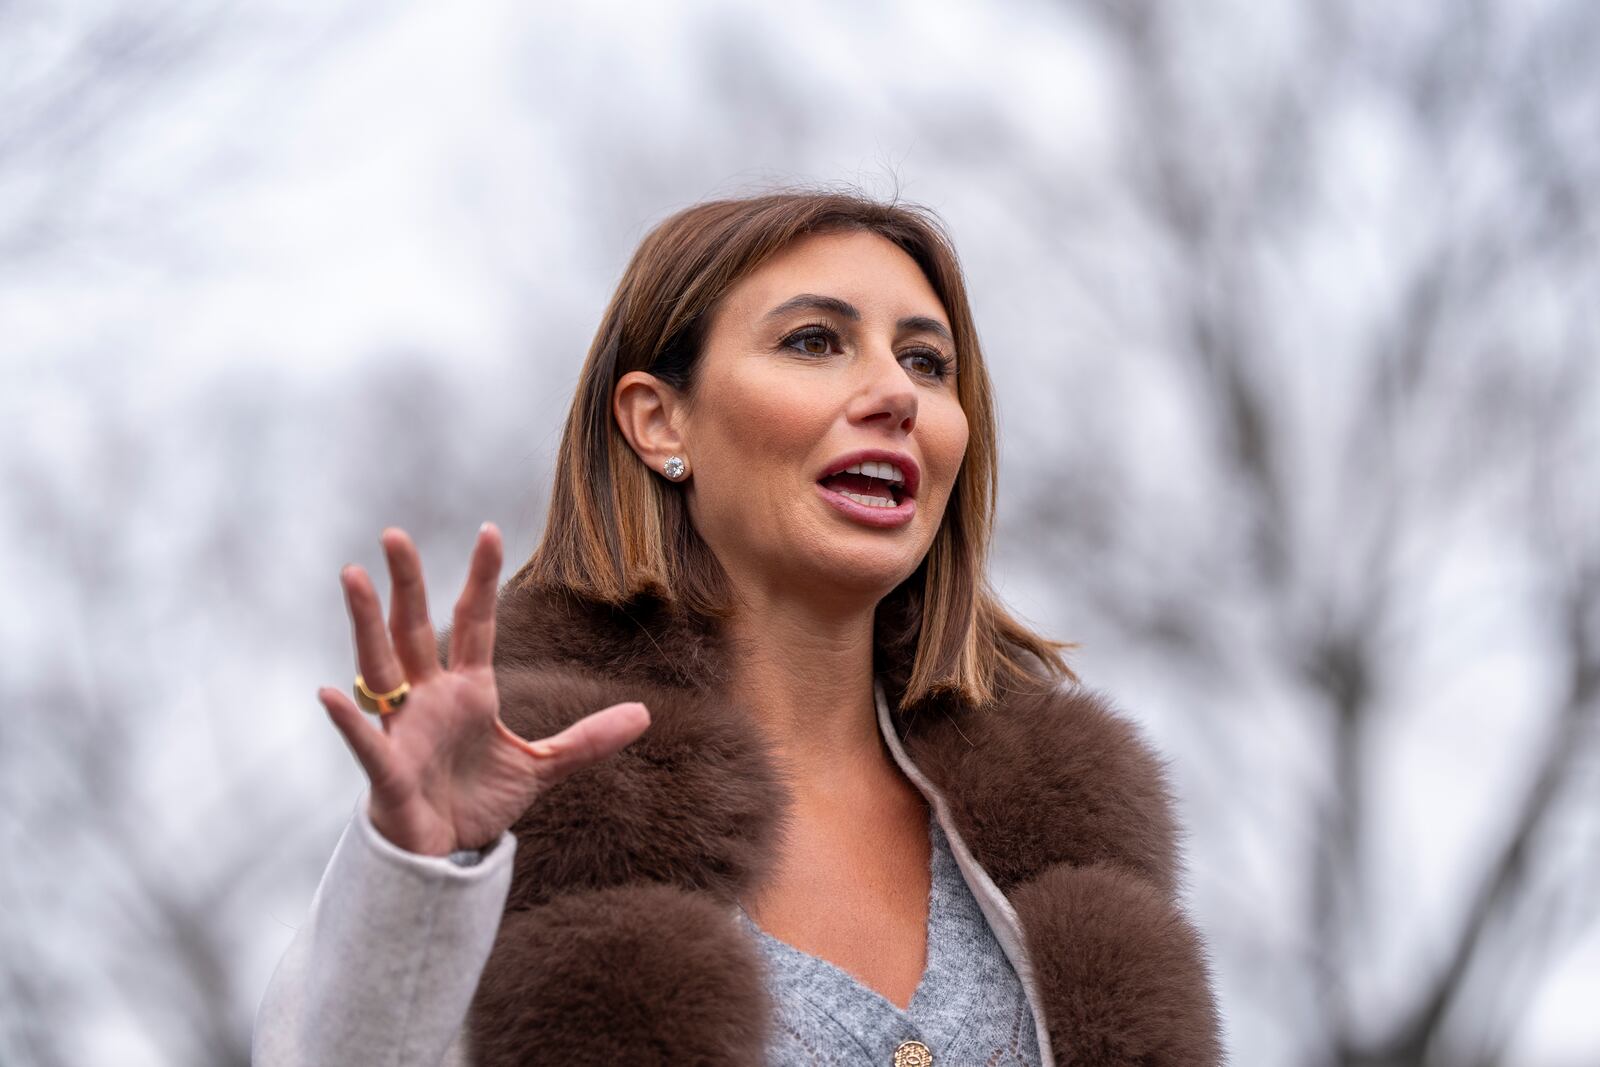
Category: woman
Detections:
[{"x1": 253, "y1": 190, "x2": 1225, "y2": 1066}]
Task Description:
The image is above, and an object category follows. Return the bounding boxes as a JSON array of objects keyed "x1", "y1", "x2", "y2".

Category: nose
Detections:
[{"x1": 851, "y1": 342, "x2": 917, "y2": 434}]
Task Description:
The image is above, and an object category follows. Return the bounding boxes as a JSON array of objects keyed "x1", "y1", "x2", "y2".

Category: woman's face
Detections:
[{"x1": 672, "y1": 229, "x2": 969, "y2": 607}]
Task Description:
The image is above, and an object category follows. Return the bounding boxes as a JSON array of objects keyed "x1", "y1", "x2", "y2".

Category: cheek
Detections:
[
  {"x1": 692, "y1": 374, "x2": 830, "y2": 528},
  {"x1": 926, "y1": 406, "x2": 970, "y2": 500},
  {"x1": 712, "y1": 367, "x2": 830, "y2": 459}
]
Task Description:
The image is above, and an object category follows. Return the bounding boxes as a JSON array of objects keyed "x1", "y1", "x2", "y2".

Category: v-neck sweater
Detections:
[{"x1": 734, "y1": 812, "x2": 1043, "y2": 1065}]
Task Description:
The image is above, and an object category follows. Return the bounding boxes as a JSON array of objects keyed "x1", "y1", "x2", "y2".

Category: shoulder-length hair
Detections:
[{"x1": 510, "y1": 186, "x2": 1076, "y2": 711}]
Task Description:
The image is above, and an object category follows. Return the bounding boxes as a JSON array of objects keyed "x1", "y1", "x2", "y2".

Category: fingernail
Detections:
[{"x1": 529, "y1": 740, "x2": 559, "y2": 758}]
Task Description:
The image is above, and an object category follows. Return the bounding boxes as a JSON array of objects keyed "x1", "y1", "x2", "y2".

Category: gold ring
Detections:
[{"x1": 353, "y1": 674, "x2": 411, "y2": 715}]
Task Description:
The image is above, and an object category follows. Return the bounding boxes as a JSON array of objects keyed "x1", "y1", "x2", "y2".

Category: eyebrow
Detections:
[{"x1": 762, "y1": 293, "x2": 954, "y2": 345}]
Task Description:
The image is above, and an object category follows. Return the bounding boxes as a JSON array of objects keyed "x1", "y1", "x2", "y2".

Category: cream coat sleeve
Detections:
[{"x1": 252, "y1": 787, "x2": 517, "y2": 1067}]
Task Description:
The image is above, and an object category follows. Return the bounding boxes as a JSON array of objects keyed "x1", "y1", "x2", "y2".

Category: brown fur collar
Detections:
[{"x1": 459, "y1": 582, "x2": 1225, "y2": 1066}]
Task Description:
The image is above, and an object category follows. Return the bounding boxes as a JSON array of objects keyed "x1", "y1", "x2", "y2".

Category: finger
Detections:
[
  {"x1": 527, "y1": 702, "x2": 651, "y2": 776},
  {"x1": 448, "y1": 522, "x2": 503, "y2": 670},
  {"x1": 381, "y1": 528, "x2": 442, "y2": 684},
  {"x1": 319, "y1": 686, "x2": 400, "y2": 790},
  {"x1": 341, "y1": 564, "x2": 408, "y2": 732}
]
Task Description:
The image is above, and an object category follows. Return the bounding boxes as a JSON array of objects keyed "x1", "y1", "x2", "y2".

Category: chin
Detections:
[{"x1": 809, "y1": 549, "x2": 919, "y2": 597}]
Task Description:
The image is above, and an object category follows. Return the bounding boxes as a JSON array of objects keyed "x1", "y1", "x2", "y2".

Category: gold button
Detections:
[{"x1": 893, "y1": 1039, "x2": 933, "y2": 1067}]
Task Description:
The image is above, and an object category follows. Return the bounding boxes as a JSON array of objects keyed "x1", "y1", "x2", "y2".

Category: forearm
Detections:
[{"x1": 252, "y1": 787, "x2": 517, "y2": 1067}]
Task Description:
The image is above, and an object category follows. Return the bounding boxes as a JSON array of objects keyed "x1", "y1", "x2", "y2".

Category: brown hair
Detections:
[{"x1": 510, "y1": 185, "x2": 1076, "y2": 710}]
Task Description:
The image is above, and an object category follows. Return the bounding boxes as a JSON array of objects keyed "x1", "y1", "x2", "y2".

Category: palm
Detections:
[{"x1": 319, "y1": 524, "x2": 651, "y2": 856}]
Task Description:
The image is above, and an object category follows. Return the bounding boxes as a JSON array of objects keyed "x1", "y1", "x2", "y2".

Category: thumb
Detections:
[{"x1": 525, "y1": 701, "x2": 651, "y2": 772}]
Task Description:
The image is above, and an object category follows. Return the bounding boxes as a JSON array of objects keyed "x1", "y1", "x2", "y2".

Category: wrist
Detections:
[{"x1": 366, "y1": 797, "x2": 455, "y2": 857}]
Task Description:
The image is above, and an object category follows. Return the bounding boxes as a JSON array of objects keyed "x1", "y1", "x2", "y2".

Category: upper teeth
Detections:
[{"x1": 838, "y1": 461, "x2": 905, "y2": 484}]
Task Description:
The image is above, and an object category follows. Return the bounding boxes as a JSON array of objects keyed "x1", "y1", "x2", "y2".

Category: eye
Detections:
[
  {"x1": 903, "y1": 348, "x2": 956, "y2": 380},
  {"x1": 782, "y1": 323, "x2": 841, "y2": 357},
  {"x1": 781, "y1": 322, "x2": 957, "y2": 381}
]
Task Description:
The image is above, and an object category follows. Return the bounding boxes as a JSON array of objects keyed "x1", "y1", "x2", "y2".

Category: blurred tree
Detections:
[
  {"x1": 0, "y1": 359, "x2": 511, "y2": 1066},
  {"x1": 1001, "y1": 2, "x2": 1600, "y2": 1063}
]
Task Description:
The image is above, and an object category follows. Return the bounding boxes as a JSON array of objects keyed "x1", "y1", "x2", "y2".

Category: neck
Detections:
[{"x1": 721, "y1": 585, "x2": 893, "y2": 802}]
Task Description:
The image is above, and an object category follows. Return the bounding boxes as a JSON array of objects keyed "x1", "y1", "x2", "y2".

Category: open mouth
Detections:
[{"x1": 816, "y1": 470, "x2": 904, "y2": 508}]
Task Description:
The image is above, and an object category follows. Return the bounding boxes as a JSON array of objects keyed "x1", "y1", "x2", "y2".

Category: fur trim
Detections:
[
  {"x1": 468, "y1": 885, "x2": 774, "y2": 1067},
  {"x1": 491, "y1": 664, "x2": 792, "y2": 910},
  {"x1": 456, "y1": 579, "x2": 1222, "y2": 1065},
  {"x1": 898, "y1": 682, "x2": 1184, "y2": 897},
  {"x1": 1013, "y1": 862, "x2": 1225, "y2": 1065},
  {"x1": 490, "y1": 580, "x2": 733, "y2": 692}
]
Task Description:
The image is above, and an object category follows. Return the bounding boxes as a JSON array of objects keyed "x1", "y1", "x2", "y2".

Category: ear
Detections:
[{"x1": 613, "y1": 371, "x2": 689, "y2": 475}]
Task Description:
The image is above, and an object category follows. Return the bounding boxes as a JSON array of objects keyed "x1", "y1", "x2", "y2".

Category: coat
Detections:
[{"x1": 454, "y1": 580, "x2": 1226, "y2": 1066}]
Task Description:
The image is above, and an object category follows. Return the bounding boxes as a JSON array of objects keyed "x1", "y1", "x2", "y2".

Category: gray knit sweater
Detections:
[{"x1": 736, "y1": 813, "x2": 1042, "y2": 1065}]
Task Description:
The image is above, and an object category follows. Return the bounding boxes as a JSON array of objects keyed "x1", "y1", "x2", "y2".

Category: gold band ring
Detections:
[{"x1": 353, "y1": 674, "x2": 411, "y2": 715}]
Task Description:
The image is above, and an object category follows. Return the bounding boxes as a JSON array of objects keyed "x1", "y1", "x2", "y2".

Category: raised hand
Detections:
[{"x1": 318, "y1": 523, "x2": 651, "y2": 856}]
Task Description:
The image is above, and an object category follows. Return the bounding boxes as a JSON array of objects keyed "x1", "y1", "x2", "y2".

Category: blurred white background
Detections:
[{"x1": 3, "y1": 1, "x2": 1598, "y2": 1064}]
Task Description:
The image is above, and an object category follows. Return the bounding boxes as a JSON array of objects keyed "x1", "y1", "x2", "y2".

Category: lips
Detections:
[
  {"x1": 814, "y1": 479, "x2": 917, "y2": 528},
  {"x1": 815, "y1": 448, "x2": 921, "y2": 500}
]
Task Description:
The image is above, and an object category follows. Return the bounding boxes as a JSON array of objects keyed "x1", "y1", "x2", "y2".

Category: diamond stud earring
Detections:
[{"x1": 662, "y1": 456, "x2": 687, "y2": 480}]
